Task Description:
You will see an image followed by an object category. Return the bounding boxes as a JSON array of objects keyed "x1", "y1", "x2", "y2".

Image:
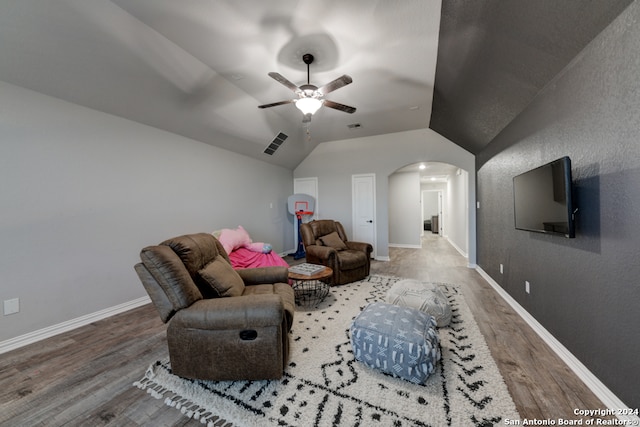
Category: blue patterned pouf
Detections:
[{"x1": 350, "y1": 302, "x2": 441, "y2": 384}]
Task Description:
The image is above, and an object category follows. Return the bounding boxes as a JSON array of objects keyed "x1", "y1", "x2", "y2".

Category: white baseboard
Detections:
[
  {"x1": 476, "y1": 266, "x2": 639, "y2": 422},
  {"x1": 0, "y1": 296, "x2": 151, "y2": 355},
  {"x1": 388, "y1": 243, "x2": 422, "y2": 249},
  {"x1": 446, "y1": 236, "x2": 468, "y2": 259},
  {"x1": 280, "y1": 249, "x2": 296, "y2": 257}
]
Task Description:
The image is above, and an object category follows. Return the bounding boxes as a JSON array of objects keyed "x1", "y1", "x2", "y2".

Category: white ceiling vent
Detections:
[{"x1": 263, "y1": 132, "x2": 288, "y2": 155}]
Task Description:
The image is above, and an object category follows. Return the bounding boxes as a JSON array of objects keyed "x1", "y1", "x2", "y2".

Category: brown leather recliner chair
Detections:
[
  {"x1": 300, "y1": 220, "x2": 373, "y2": 285},
  {"x1": 134, "y1": 233, "x2": 294, "y2": 381}
]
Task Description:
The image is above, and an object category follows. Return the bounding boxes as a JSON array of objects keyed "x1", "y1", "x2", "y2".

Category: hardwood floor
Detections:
[{"x1": 0, "y1": 234, "x2": 610, "y2": 426}]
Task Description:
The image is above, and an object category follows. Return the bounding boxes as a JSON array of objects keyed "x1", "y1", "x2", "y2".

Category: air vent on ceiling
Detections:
[
  {"x1": 347, "y1": 123, "x2": 362, "y2": 129},
  {"x1": 263, "y1": 132, "x2": 288, "y2": 155}
]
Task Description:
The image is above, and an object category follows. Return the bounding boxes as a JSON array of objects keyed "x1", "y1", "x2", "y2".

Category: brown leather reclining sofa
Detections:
[{"x1": 134, "y1": 233, "x2": 294, "y2": 381}]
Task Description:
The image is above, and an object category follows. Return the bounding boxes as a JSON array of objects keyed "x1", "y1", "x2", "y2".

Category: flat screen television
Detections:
[{"x1": 513, "y1": 156, "x2": 576, "y2": 238}]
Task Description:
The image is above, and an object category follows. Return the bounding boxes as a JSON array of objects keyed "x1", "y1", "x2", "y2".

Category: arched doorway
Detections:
[{"x1": 389, "y1": 162, "x2": 469, "y2": 259}]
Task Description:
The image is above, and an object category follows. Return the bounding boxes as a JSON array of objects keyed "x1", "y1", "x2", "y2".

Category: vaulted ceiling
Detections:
[
  {"x1": 431, "y1": 0, "x2": 634, "y2": 154},
  {"x1": 1, "y1": 0, "x2": 633, "y2": 170}
]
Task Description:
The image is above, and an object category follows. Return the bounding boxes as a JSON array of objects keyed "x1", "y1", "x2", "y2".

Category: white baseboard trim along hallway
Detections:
[
  {"x1": 0, "y1": 296, "x2": 151, "y2": 355},
  {"x1": 476, "y1": 266, "x2": 639, "y2": 423}
]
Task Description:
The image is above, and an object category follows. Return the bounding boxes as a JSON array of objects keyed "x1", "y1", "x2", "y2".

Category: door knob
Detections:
[{"x1": 366, "y1": 220, "x2": 373, "y2": 223}]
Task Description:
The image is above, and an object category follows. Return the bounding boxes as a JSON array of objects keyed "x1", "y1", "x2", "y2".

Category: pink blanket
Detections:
[{"x1": 228, "y1": 247, "x2": 289, "y2": 269}]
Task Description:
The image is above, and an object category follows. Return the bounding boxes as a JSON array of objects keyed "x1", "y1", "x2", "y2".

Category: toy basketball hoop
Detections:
[
  {"x1": 288, "y1": 194, "x2": 315, "y2": 217},
  {"x1": 293, "y1": 201, "x2": 313, "y2": 217},
  {"x1": 288, "y1": 194, "x2": 315, "y2": 259}
]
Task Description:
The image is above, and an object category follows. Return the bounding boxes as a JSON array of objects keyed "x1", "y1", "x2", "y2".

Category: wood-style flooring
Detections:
[{"x1": 0, "y1": 234, "x2": 610, "y2": 426}]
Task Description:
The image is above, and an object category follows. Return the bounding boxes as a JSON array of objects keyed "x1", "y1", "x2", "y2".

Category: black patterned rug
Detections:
[{"x1": 134, "y1": 275, "x2": 520, "y2": 426}]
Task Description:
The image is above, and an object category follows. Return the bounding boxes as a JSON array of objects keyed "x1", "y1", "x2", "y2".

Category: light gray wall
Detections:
[
  {"x1": 476, "y1": 0, "x2": 640, "y2": 408},
  {"x1": 0, "y1": 82, "x2": 293, "y2": 342},
  {"x1": 446, "y1": 169, "x2": 469, "y2": 257},
  {"x1": 294, "y1": 128, "x2": 476, "y2": 262},
  {"x1": 389, "y1": 172, "x2": 421, "y2": 247}
]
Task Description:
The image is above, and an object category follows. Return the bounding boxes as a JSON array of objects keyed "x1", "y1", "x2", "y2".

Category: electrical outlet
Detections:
[
  {"x1": 525, "y1": 281, "x2": 530, "y2": 294},
  {"x1": 3, "y1": 298, "x2": 20, "y2": 315},
  {"x1": 499, "y1": 264, "x2": 504, "y2": 274}
]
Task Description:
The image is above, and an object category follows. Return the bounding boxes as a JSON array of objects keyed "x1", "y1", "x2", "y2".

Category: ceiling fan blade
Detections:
[
  {"x1": 268, "y1": 72, "x2": 300, "y2": 93},
  {"x1": 258, "y1": 100, "x2": 294, "y2": 109},
  {"x1": 323, "y1": 100, "x2": 356, "y2": 114},
  {"x1": 318, "y1": 75, "x2": 353, "y2": 95}
]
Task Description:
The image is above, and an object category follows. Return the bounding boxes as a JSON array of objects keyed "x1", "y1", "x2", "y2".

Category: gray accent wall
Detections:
[
  {"x1": 476, "y1": 1, "x2": 640, "y2": 408},
  {"x1": 0, "y1": 81, "x2": 293, "y2": 343}
]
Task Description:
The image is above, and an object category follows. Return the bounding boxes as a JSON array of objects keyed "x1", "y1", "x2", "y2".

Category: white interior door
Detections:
[{"x1": 352, "y1": 174, "x2": 376, "y2": 258}]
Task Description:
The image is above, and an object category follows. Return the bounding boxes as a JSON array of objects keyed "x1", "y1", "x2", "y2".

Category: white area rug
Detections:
[{"x1": 135, "y1": 274, "x2": 520, "y2": 426}]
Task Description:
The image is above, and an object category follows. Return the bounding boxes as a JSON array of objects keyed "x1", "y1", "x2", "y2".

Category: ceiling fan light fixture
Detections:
[{"x1": 295, "y1": 97, "x2": 323, "y2": 115}]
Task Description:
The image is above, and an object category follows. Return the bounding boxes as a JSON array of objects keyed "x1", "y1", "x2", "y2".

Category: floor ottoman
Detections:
[
  {"x1": 350, "y1": 302, "x2": 441, "y2": 384},
  {"x1": 385, "y1": 279, "x2": 452, "y2": 327}
]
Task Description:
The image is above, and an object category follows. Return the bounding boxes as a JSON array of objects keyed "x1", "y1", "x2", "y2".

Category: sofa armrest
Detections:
[
  {"x1": 346, "y1": 241, "x2": 373, "y2": 255},
  {"x1": 170, "y1": 294, "x2": 284, "y2": 331},
  {"x1": 237, "y1": 266, "x2": 288, "y2": 286}
]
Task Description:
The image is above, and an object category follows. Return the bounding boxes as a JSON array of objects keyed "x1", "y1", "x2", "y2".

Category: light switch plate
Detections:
[{"x1": 3, "y1": 298, "x2": 19, "y2": 315}]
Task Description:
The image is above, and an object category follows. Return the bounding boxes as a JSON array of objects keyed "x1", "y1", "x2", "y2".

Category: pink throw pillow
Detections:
[{"x1": 218, "y1": 226, "x2": 251, "y2": 255}]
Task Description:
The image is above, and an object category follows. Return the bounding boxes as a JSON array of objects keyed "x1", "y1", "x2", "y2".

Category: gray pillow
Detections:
[
  {"x1": 198, "y1": 255, "x2": 245, "y2": 297},
  {"x1": 385, "y1": 279, "x2": 452, "y2": 327}
]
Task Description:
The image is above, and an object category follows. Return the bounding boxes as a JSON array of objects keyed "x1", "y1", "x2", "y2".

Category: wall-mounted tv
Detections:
[{"x1": 513, "y1": 156, "x2": 576, "y2": 238}]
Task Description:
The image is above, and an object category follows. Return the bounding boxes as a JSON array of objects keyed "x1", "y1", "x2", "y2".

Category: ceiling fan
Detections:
[{"x1": 258, "y1": 53, "x2": 356, "y2": 123}]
